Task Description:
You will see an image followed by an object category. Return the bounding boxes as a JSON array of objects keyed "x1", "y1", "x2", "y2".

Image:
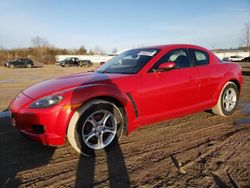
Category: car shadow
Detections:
[
  {"x1": 32, "y1": 65, "x2": 44, "y2": 68},
  {"x1": 0, "y1": 111, "x2": 55, "y2": 187},
  {"x1": 211, "y1": 173, "x2": 229, "y2": 188},
  {"x1": 75, "y1": 142, "x2": 130, "y2": 187},
  {"x1": 72, "y1": 73, "x2": 130, "y2": 187},
  {"x1": 0, "y1": 72, "x2": 130, "y2": 187}
]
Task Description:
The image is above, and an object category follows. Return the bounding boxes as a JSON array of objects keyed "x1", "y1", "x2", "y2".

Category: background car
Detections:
[
  {"x1": 222, "y1": 57, "x2": 229, "y2": 61},
  {"x1": 223, "y1": 55, "x2": 244, "y2": 62},
  {"x1": 242, "y1": 56, "x2": 250, "y2": 62},
  {"x1": 59, "y1": 57, "x2": 92, "y2": 67},
  {"x1": 9, "y1": 44, "x2": 242, "y2": 156},
  {"x1": 5, "y1": 58, "x2": 33, "y2": 68},
  {"x1": 79, "y1": 60, "x2": 93, "y2": 67}
]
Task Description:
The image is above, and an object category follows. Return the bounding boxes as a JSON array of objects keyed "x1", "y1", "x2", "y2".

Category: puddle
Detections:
[
  {"x1": 233, "y1": 118, "x2": 250, "y2": 125},
  {"x1": 233, "y1": 102, "x2": 250, "y2": 125},
  {"x1": 0, "y1": 111, "x2": 10, "y2": 119},
  {"x1": 0, "y1": 79, "x2": 14, "y2": 83},
  {"x1": 239, "y1": 102, "x2": 250, "y2": 115}
]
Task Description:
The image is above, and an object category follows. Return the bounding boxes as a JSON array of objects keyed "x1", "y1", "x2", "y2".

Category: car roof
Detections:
[{"x1": 136, "y1": 44, "x2": 209, "y2": 51}]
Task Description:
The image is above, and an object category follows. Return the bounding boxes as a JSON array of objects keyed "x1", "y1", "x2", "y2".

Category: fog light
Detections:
[{"x1": 31, "y1": 125, "x2": 45, "y2": 134}]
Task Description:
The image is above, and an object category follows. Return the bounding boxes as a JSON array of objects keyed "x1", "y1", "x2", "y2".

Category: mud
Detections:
[{"x1": 0, "y1": 63, "x2": 250, "y2": 187}]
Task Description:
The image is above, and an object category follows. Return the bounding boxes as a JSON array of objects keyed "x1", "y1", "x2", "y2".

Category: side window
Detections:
[
  {"x1": 194, "y1": 50, "x2": 209, "y2": 65},
  {"x1": 154, "y1": 49, "x2": 190, "y2": 69}
]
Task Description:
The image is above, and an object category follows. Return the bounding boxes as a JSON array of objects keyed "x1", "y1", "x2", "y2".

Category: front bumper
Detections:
[
  {"x1": 18, "y1": 130, "x2": 63, "y2": 145},
  {"x1": 10, "y1": 92, "x2": 74, "y2": 146}
]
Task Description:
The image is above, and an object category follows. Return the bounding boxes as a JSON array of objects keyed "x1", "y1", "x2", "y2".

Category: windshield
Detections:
[
  {"x1": 96, "y1": 48, "x2": 160, "y2": 74},
  {"x1": 10, "y1": 59, "x2": 18, "y2": 62}
]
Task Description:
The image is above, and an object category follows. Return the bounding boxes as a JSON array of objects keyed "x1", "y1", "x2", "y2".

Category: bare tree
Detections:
[
  {"x1": 93, "y1": 46, "x2": 104, "y2": 54},
  {"x1": 241, "y1": 22, "x2": 250, "y2": 52},
  {"x1": 31, "y1": 36, "x2": 49, "y2": 48},
  {"x1": 78, "y1": 45, "x2": 87, "y2": 54}
]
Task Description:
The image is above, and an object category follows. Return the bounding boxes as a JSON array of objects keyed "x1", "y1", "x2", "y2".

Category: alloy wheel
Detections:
[{"x1": 81, "y1": 110, "x2": 117, "y2": 150}]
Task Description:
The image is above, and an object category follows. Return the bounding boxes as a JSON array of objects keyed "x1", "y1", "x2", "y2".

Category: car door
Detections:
[
  {"x1": 22, "y1": 59, "x2": 27, "y2": 67},
  {"x1": 140, "y1": 49, "x2": 200, "y2": 121},
  {"x1": 188, "y1": 48, "x2": 220, "y2": 104},
  {"x1": 71, "y1": 58, "x2": 76, "y2": 66},
  {"x1": 16, "y1": 60, "x2": 23, "y2": 67},
  {"x1": 75, "y1": 58, "x2": 80, "y2": 66},
  {"x1": 11, "y1": 60, "x2": 17, "y2": 67}
]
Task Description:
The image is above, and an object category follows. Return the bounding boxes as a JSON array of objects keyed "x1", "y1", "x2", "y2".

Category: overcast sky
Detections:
[{"x1": 0, "y1": 0, "x2": 250, "y2": 52}]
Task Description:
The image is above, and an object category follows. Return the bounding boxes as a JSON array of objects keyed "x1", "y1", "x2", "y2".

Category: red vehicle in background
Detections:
[{"x1": 9, "y1": 44, "x2": 242, "y2": 156}]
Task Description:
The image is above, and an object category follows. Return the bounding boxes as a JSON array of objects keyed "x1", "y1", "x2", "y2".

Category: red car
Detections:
[{"x1": 9, "y1": 44, "x2": 242, "y2": 156}]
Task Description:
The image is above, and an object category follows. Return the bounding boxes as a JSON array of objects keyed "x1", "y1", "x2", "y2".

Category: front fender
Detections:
[{"x1": 62, "y1": 84, "x2": 138, "y2": 136}]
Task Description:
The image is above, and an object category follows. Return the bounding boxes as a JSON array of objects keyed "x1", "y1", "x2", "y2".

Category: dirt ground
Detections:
[{"x1": 0, "y1": 63, "x2": 250, "y2": 188}]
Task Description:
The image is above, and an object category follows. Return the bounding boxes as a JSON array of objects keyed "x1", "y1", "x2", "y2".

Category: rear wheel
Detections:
[
  {"x1": 212, "y1": 82, "x2": 239, "y2": 116},
  {"x1": 26, "y1": 64, "x2": 32, "y2": 68},
  {"x1": 67, "y1": 100, "x2": 124, "y2": 156}
]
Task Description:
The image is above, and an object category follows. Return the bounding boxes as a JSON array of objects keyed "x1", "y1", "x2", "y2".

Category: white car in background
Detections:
[{"x1": 223, "y1": 55, "x2": 244, "y2": 62}]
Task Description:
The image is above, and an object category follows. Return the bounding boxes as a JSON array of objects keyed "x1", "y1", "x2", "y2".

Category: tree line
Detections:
[
  {"x1": 1, "y1": 22, "x2": 249, "y2": 66},
  {"x1": 0, "y1": 36, "x2": 105, "y2": 66}
]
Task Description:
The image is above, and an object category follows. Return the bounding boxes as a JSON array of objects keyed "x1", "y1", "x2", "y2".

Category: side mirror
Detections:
[{"x1": 157, "y1": 62, "x2": 176, "y2": 71}]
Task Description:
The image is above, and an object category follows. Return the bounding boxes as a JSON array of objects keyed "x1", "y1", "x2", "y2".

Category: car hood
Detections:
[{"x1": 22, "y1": 72, "x2": 128, "y2": 99}]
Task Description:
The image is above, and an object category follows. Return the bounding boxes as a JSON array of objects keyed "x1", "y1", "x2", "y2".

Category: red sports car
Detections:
[{"x1": 9, "y1": 44, "x2": 242, "y2": 156}]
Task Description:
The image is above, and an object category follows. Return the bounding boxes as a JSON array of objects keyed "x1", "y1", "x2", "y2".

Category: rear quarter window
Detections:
[{"x1": 194, "y1": 50, "x2": 209, "y2": 66}]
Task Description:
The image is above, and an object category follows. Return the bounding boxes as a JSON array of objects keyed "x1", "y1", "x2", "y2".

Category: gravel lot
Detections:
[{"x1": 0, "y1": 63, "x2": 250, "y2": 187}]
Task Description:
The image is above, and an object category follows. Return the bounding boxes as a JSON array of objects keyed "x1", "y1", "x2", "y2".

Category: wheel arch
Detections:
[
  {"x1": 65, "y1": 95, "x2": 129, "y2": 141},
  {"x1": 83, "y1": 96, "x2": 128, "y2": 135},
  {"x1": 63, "y1": 84, "x2": 138, "y2": 150},
  {"x1": 213, "y1": 71, "x2": 241, "y2": 104},
  {"x1": 229, "y1": 79, "x2": 241, "y2": 92},
  {"x1": 66, "y1": 98, "x2": 127, "y2": 155}
]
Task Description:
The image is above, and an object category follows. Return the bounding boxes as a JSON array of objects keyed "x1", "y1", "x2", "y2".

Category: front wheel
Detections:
[
  {"x1": 64, "y1": 63, "x2": 70, "y2": 67},
  {"x1": 26, "y1": 64, "x2": 32, "y2": 68},
  {"x1": 212, "y1": 82, "x2": 239, "y2": 116},
  {"x1": 67, "y1": 100, "x2": 124, "y2": 156}
]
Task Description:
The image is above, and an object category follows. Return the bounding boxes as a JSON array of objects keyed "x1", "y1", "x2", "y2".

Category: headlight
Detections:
[{"x1": 29, "y1": 95, "x2": 63, "y2": 108}]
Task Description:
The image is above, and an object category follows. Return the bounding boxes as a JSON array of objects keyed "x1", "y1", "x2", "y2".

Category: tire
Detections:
[
  {"x1": 67, "y1": 100, "x2": 124, "y2": 156},
  {"x1": 212, "y1": 82, "x2": 239, "y2": 117},
  {"x1": 26, "y1": 64, "x2": 32, "y2": 68}
]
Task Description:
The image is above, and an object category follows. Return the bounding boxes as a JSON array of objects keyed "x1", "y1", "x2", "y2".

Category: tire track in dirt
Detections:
[{"x1": 3, "y1": 107, "x2": 249, "y2": 187}]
